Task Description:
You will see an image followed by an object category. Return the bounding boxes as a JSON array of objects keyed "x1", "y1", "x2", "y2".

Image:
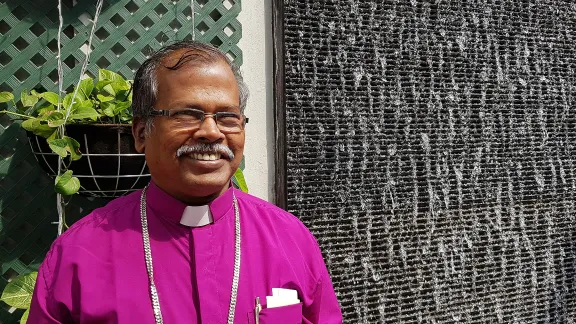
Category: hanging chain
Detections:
[
  {"x1": 55, "y1": 0, "x2": 65, "y2": 236},
  {"x1": 54, "y1": 0, "x2": 104, "y2": 236},
  {"x1": 227, "y1": 193, "x2": 241, "y2": 323},
  {"x1": 190, "y1": 0, "x2": 195, "y2": 40},
  {"x1": 63, "y1": 0, "x2": 104, "y2": 122},
  {"x1": 140, "y1": 186, "x2": 164, "y2": 323},
  {"x1": 140, "y1": 186, "x2": 241, "y2": 324}
]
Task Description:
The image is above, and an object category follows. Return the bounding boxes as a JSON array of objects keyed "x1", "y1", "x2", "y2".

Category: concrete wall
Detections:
[{"x1": 237, "y1": 2, "x2": 274, "y2": 202}]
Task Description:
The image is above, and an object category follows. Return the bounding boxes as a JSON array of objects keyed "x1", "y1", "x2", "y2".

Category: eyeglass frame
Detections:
[{"x1": 148, "y1": 107, "x2": 249, "y2": 133}]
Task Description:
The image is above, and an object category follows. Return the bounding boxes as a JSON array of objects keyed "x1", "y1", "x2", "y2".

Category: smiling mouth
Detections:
[{"x1": 189, "y1": 152, "x2": 222, "y2": 161}]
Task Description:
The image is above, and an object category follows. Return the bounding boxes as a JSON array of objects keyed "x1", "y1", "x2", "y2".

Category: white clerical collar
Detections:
[{"x1": 180, "y1": 205, "x2": 214, "y2": 227}]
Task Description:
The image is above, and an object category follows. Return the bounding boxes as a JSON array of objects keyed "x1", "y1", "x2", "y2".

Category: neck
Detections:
[{"x1": 154, "y1": 182, "x2": 231, "y2": 206}]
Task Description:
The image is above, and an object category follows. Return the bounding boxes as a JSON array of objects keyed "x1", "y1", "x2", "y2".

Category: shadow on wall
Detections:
[
  {"x1": 0, "y1": 113, "x2": 107, "y2": 323},
  {"x1": 0, "y1": 0, "x2": 108, "y2": 95},
  {"x1": 3, "y1": 0, "x2": 95, "y2": 24},
  {"x1": 0, "y1": 3, "x2": 119, "y2": 323}
]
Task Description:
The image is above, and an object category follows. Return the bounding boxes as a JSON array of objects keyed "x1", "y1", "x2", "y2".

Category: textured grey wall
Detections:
[{"x1": 282, "y1": 1, "x2": 576, "y2": 323}]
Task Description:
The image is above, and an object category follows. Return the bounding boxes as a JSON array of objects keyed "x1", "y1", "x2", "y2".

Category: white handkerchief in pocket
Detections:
[{"x1": 266, "y1": 288, "x2": 300, "y2": 308}]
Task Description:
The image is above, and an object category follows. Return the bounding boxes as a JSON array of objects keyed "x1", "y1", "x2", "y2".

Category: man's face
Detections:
[{"x1": 133, "y1": 54, "x2": 245, "y2": 205}]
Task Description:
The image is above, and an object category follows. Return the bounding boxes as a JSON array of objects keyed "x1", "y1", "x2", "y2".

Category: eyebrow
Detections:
[{"x1": 169, "y1": 103, "x2": 240, "y2": 111}]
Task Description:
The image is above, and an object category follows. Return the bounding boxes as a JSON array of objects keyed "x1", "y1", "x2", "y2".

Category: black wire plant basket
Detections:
[{"x1": 28, "y1": 124, "x2": 150, "y2": 198}]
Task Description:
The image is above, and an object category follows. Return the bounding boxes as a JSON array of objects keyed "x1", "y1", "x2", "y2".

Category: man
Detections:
[{"x1": 28, "y1": 41, "x2": 342, "y2": 323}]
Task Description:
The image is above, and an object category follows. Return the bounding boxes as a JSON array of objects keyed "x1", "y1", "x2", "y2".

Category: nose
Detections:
[{"x1": 192, "y1": 115, "x2": 225, "y2": 142}]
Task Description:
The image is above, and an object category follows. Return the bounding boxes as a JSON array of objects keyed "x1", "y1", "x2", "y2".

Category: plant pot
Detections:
[{"x1": 27, "y1": 124, "x2": 150, "y2": 198}]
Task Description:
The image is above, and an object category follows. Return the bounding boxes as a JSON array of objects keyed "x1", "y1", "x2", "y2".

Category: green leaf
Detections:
[
  {"x1": 37, "y1": 104, "x2": 55, "y2": 117},
  {"x1": 62, "y1": 93, "x2": 74, "y2": 111},
  {"x1": 97, "y1": 94, "x2": 114, "y2": 102},
  {"x1": 69, "y1": 97, "x2": 87, "y2": 111},
  {"x1": 55, "y1": 170, "x2": 81, "y2": 195},
  {"x1": 78, "y1": 99, "x2": 95, "y2": 109},
  {"x1": 48, "y1": 138, "x2": 68, "y2": 158},
  {"x1": 120, "y1": 114, "x2": 132, "y2": 122},
  {"x1": 21, "y1": 308, "x2": 29, "y2": 324},
  {"x1": 95, "y1": 80, "x2": 113, "y2": 92},
  {"x1": 98, "y1": 70, "x2": 128, "y2": 97},
  {"x1": 20, "y1": 89, "x2": 38, "y2": 108},
  {"x1": 98, "y1": 69, "x2": 126, "y2": 82},
  {"x1": 21, "y1": 119, "x2": 56, "y2": 138},
  {"x1": 48, "y1": 136, "x2": 82, "y2": 160},
  {"x1": 44, "y1": 111, "x2": 66, "y2": 127},
  {"x1": 102, "y1": 84, "x2": 116, "y2": 96},
  {"x1": 47, "y1": 119, "x2": 65, "y2": 127},
  {"x1": 0, "y1": 91, "x2": 14, "y2": 103},
  {"x1": 47, "y1": 128, "x2": 58, "y2": 142},
  {"x1": 78, "y1": 78, "x2": 94, "y2": 100},
  {"x1": 101, "y1": 102, "x2": 115, "y2": 117},
  {"x1": 62, "y1": 92, "x2": 86, "y2": 112},
  {"x1": 41, "y1": 110, "x2": 64, "y2": 121},
  {"x1": 70, "y1": 106, "x2": 100, "y2": 120},
  {"x1": 113, "y1": 101, "x2": 131, "y2": 114},
  {"x1": 110, "y1": 80, "x2": 131, "y2": 94},
  {"x1": 119, "y1": 108, "x2": 133, "y2": 122},
  {"x1": 65, "y1": 136, "x2": 82, "y2": 161},
  {"x1": 41, "y1": 92, "x2": 60, "y2": 106},
  {"x1": 0, "y1": 272, "x2": 37, "y2": 309},
  {"x1": 232, "y1": 168, "x2": 248, "y2": 193}
]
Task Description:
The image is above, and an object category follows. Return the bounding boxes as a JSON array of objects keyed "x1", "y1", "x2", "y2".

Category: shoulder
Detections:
[
  {"x1": 235, "y1": 191, "x2": 329, "y2": 284},
  {"x1": 235, "y1": 190, "x2": 323, "y2": 256},
  {"x1": 39, "y1": 191, "x2": 141, "y2": 289},
  {"x1": 236, "y1": 190, "x2": 312, "y2": 234},
  {"x1": 49, "y1": 190, "x2": 141, "y2": 251}
]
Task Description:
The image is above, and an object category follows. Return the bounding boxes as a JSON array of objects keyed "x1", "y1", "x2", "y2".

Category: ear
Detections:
[{"x1": 132, "y1": 118, "x2": 148, "y2": 153}]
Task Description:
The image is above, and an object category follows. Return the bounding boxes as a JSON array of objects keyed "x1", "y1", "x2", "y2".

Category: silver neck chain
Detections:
[{"x1": 140, "y1": 186, "x2": 242, "y2": 324}]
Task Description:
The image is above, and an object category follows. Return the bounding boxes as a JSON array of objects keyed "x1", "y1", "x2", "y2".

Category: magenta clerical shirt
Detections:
[{"x1": 28, "y1": 182, "x2": 342, "y2": 323}]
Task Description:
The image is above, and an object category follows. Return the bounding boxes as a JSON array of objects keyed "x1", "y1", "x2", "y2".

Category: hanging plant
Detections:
[{"x1": 0, "y1": 69, "x2": 134, "y2": 196}]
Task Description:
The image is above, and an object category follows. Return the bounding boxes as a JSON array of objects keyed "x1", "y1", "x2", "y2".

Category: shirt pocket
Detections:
[{"x1": 247, "y1": 302, "x2": 303, "y2": 324}]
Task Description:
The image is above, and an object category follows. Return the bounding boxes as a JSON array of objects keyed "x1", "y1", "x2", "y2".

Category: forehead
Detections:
[
  {"x1": 160, "y1": 48, "x2": 218, "y2": 66},
  {"x1": 156, "y1": 48, "x2": 234, "y2": 81},
  {"x1": 155, "y1": 60, "x2": 237, "y2": 90},
  {"x1": 154, "y1": 51, "x2": 240, "y2": 107}
]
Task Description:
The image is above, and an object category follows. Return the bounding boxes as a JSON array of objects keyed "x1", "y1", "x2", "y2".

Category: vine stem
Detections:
[
  {"x1": 62, "y1": 0, "x2": 104, "y2": 123},
  {"x1": 56, "y1": 0, "x2": 63, "y2": 113},
  {"x1": 0, "y1": 111, "x2": 33, "y2": 119},
  {"x1": 191, "y1": 0, "x2": 195, "y2": 40},
  {"x1": 54, "y1": 0, "x2": 104, "y2": 236},
  {"x1": 56, "y1": 0, "x2": 65, "y2": 237}
]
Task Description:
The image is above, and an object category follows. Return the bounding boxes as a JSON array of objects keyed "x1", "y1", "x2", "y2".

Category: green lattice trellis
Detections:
[
  {"x1": 0, "y1": 0, "x2": 242, "y2": 95},
  {"x1": 0, "y1": 0, "x2": 242, "y2": 322}
]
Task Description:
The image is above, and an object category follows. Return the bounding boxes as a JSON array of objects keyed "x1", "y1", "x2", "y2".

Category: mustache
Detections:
[{"x1": 176, "y1": 143, "x2": 235, "y2": 160}]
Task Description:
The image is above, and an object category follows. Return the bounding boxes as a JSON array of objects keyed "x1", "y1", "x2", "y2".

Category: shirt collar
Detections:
[{"x1": 146, "y1": 181, "x2": 235, "y2": 227}]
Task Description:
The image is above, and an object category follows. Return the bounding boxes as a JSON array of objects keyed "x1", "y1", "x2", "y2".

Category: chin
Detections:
[{"x1": 182, "y1": 174, "x2": 231, "y2": 195}]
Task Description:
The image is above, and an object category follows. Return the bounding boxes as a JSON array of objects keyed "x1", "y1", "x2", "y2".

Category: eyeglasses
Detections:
[{"x1": 149, "y1": 108, "x2": 248, "y2": 133}]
